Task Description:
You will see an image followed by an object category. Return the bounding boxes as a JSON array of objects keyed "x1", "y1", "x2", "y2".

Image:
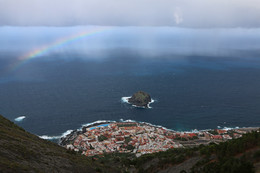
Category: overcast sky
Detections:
[{"x1": 0, "y1": 0, "x2": 260, "y2": 27}]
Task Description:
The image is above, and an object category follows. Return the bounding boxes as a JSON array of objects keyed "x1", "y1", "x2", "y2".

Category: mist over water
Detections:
[{"x1": 0, "y1": 26, "x2": 260, "y2": 137}]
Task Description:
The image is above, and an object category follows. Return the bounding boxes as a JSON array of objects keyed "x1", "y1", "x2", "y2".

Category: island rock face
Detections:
[{"x1": 128, "y1": 91, "x2": 151, "y2": 107}]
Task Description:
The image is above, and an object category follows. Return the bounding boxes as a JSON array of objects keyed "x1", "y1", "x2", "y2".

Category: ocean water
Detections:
[{"x1": 0, "y1": 26, "x2": 260, "y2": 138}]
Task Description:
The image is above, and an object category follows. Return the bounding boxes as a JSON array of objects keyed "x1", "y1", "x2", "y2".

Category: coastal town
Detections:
[{"x1": 60, "y1": 122, "x2": 259, "y2": 157}]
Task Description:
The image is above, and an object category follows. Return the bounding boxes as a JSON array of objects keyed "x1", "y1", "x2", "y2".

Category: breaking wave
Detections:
[
  {"x1": 39, "y1": 129, "x2": 73, "y2": 140},
  {"x1": 39, "y1": 135, "x2": 61, "y2": 140},
  {"x1": 14, "y1": 116, "x2": 26, "y2": 122}
]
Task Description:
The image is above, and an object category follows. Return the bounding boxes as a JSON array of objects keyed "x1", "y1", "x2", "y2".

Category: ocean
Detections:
[{"x1": 0, "y1": 26, "x2": 260, "y2": 139}]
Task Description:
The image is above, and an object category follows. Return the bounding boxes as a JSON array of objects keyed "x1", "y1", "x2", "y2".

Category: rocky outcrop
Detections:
[{"x1": 128, "y1": 91, "x2": 151, "y2": 108}]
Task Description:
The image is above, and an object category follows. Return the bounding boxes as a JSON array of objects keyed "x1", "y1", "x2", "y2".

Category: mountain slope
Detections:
[
  {"x1": 0, "y1": 115, "x2": 117, "y2": 173},
  {"x1": 122, "y1": 130, "x2": 260, "y2": 173}
]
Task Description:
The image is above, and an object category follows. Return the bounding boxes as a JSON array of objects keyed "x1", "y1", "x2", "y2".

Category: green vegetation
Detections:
[
  {"x1": 128, "y1": 91, "x2": 151, "y2": 107},
  {"x1": 191, "y1": 130, "x2": 260, "y2": 173},
  {"x1": 124, "y1": 136, "x2": 132, "y2": 144},
  {"x1": 199, "y1": 130, "x2": 260, "y2": 158},
  {"x1": 0, "y1": 115, "x2": 118, "y2": 173},
  {"x1": 118, "y1": 130, "x2": 260, "y2": 173},
  {"x1": 189, "y1": 136, "x2": 199, "y2": 140},
  {"x1": 175, "y1": 137, "x2": 188, "y2": 141},
  {"x1": 129, "y1": 147, "x2": 197, "y2": 172},
  {"x1": 125, "y1": 145, "x2": 135, "y2": 151},
  {"x1": 208, "y1": 130, "x2": 218, "y2": 135},
  {"x1": 98, "y1": 135, "x2": 108, "y2": 142},
  {"x1": 191, "y1": 157, "x2": 254, "y2": 173}
]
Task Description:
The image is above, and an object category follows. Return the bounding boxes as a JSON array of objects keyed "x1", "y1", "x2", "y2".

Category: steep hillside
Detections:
[
  {"x1": 119, "y1": 130, "x2": 260, "y2": 173},
  {"x1": 0, "y1": 115, "x2": 117, "y2": 173},
  {"x1": 90, "y1": 129, "x2": 260, "y2": 173}
]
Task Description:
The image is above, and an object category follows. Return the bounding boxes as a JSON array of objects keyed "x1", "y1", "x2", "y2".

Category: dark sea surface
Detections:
[{"x1": 0, "y1": 26, "x2": 260, "y2": 138}]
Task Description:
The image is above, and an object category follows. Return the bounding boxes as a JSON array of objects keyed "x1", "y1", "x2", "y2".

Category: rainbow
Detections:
[{"x1": 11, "y1": 27, "x2": 110, "y2": 71}]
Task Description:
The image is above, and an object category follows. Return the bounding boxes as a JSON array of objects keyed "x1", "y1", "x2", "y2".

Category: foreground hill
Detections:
[
  {"x1": 0, "y1": 115, "x2": 118, "y2": 173},
  {"x1": 0, "y1": 114, "x2": 259, "y2": 173}
]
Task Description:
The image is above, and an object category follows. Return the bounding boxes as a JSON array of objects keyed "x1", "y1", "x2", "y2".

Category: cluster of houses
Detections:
[
  {"x1": 65, "y1": 122, "x2": 183, "y2": 156},
  {"x1": 64, "y1": 122, "x2": 256, "y2": 157}
]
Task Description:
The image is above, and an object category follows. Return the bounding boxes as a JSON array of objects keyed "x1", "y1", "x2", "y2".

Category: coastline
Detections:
[
  {"x1": 57, "y1": 119, "x2": 259, "y2": 157},
  {"x1": 59, "y1": 119, "x2": 260, "y2": 141},
  {"x1": 39, "y1": 118, "x2": 259, "y2": 142}
]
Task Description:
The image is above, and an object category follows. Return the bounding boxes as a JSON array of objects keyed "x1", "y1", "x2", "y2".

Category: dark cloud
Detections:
[{"x1": 0, "y1": 0, "x2": 260, "y2": 27}]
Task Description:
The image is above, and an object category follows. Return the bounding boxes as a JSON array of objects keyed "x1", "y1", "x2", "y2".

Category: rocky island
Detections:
[{"x1": 128, "y1": 91, "x2": 152, "y2": 108}]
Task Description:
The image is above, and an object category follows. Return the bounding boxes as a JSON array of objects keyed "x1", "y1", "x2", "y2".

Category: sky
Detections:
[{"x1": 0, "y1": 0, "x2": 260, "y2": 27}]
